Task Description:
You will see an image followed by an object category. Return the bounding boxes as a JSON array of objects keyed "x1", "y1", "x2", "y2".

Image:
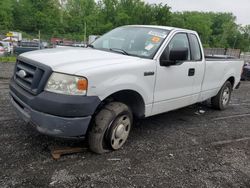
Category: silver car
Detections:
[
  {"x1": 0, "y1": 41, "x2": 12, "y2": 54},
  {"x1": 0, "y1": 43, "x2": 6, "y2": 57}
]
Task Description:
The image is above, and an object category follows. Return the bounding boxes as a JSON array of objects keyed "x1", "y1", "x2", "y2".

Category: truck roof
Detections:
[{"x1": 124, "y1": 25, "x2": 197, "y2": 33}]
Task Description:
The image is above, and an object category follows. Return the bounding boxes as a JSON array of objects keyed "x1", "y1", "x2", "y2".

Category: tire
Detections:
[
  {"x1": 88, "y1": 102, "x2": 133, "y2": 154},
  {"x1": 211, "y1": 81, "x2": 232, "y2": 110}
]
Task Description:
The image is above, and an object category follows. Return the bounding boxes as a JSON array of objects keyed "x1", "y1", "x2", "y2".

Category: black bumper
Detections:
[{"x1": 9, "y1": 78, "x2": 101, "y2": 138}]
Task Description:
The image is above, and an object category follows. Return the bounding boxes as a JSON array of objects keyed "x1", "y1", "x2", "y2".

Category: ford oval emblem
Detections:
[{"x1": 17, "y1": 70, "x2": 27, "y2": 78}]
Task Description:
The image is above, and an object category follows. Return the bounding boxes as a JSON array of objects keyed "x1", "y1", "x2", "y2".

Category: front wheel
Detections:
[
  {"x1": 88, "y1": 102, "x2": 133, "y2": 154},
  {"x1": 211, "y1": 81, "x2": 232, "y2": 110}
]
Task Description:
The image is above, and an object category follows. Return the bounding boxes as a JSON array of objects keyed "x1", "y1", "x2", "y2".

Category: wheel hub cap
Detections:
[
  {"x1": 222, "y1": 87, "x2": 230, "y2": 105},
  {"x1": 115, "y1": 124, "x2": 126, "y2": 138},
  {"x1": 110, "y1": 115, "x2": 131, "y2": 150}
]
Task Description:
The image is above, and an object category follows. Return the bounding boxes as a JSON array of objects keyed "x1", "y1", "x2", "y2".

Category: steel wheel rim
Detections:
[
  {"x1": 110, "y1": 114, "x2": 131, "y2": 150},
  {"x1": 222, "y1": 87, "x2": 230, "y2": 106}
]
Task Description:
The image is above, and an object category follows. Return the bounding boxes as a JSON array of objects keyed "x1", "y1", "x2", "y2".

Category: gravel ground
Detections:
[{"x1": 1, "y1": 62, "x2": 250, "y2": 188}]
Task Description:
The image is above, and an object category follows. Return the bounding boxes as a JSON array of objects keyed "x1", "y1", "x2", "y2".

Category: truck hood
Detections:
[{"x1": 20, "y1": 47, "x2": 140, "y2": 74}]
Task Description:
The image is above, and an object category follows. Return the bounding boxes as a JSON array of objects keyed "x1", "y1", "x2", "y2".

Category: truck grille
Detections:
[{"x1": 14, "y1": 58, "x2": 52, "y2": 95}]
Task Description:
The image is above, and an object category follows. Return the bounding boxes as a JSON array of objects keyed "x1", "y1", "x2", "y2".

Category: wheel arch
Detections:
[
  {"x1": 99, "y1": 89, "x2": 146, "y2": 119},
  {"x1": 227, "y1": 76, "x2": 235, "y2": 88},
  {"x1": 222, "y1": 67, "x2": 236, "y2": 89}
]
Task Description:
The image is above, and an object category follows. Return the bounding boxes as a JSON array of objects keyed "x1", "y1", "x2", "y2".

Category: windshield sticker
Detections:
[
  {"x1": 148, "y1": 31, "x2": 167, "y2": 38},
  {"x1": 151, "y1": 36, "x2": 161, "y2": 43},
  {"x1": 145, "y1": 43, "x2": 155, "y2": 51}
]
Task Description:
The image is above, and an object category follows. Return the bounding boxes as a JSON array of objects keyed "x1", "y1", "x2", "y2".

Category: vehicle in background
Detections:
[
  {"x1": 50, "y1": 38, "x2": 74, "y2": 47},
  {"x1": 72, "y1": 43, "x2": 86, "y2": 47},
  {"x1": 42, "y1": 42, "x2": 49, "y2": 48},
  {"x1": 9, "y1": 31, "x2": 22, "y2": 41},
  {"x1": 55, "y1": 44, "x2": 74, "y2": 48},
  {"x1": 0, "y1": 41, "x2": 12, "y2": 54},
  {"x1": 0, "y1": 44, "x2": 6, "y2": 56},
  {"x1": 14, "y1": 41, "x2": 43, "y2": 55},
  {"x1": 241, "y1": 62, "x2": 250, "y2": 81}
]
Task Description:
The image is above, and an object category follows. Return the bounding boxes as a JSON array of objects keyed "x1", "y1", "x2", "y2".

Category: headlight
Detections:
[{"x1": 45, "y1": 72, "x2": 88, "y2": 95}]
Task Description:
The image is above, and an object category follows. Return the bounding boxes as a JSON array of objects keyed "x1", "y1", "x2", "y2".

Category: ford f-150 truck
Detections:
[{"x1": 9, "y1": 25, "x2": 244, "y2": 154}]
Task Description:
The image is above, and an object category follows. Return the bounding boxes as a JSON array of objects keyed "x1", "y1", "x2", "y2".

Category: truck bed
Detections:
[{"x1": 205, "y1": 55, "x2": 240, "y2": 61}]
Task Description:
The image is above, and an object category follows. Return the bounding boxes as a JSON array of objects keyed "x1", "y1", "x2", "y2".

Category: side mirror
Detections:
[{"x1": 160, "y1": 47, "x2": 189, "y2": 66}]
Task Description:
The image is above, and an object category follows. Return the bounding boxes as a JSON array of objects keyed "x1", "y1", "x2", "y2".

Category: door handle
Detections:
[
  {"x1": 188, "y1": 68, "x2": 195, "y2": 76},
  {"x1": 144, "y1": 71, "x2": 155, "y2": 76}
]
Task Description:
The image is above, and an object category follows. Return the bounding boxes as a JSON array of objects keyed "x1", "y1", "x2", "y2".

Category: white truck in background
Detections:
[
  {"x1": 10, "y1": 25, "x2": 244, "y2": 154},
  {"x1": 10, "y1": 31, "x2": 22, "y2": 41}
]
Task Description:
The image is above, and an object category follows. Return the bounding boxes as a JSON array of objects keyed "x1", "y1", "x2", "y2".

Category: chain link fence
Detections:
[{"x1": 204, "y1": 48, "x2": 241, "y2": 58}]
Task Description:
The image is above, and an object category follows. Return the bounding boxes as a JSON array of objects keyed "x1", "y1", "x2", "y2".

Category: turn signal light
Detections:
[{"x1": 77, "y1": 79, "x2": 88, "y2": 90}]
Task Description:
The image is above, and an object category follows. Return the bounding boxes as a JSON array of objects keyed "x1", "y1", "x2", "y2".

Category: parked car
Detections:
[
  {"x1": 241, "y1": 62, "x2": 250, "y2": 81},
  {"x1": 14, "y1": 41, "x2": 43, "y2": 55},
  {"x1": 0, "y1": 42, "x2": 9, "y2": 56},
  {"x1": 72, "y1": 43, "x2": 86, "y2": 47},
  {"x1": 0, "y1": 41, "x2": 12, "y2": 54},
  {"x1": 9, "y1": 25, "x2": 244, "y2": 154},
  {"x1": 0, "y1": 45, "x2": 6, "y2": 56}
]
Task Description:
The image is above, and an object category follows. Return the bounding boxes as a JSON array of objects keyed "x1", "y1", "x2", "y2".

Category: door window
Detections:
[
  {"x1": 164, "y1": 33, "x2": 191, "y2": 61},
  {"x1": 189, "y1": 34, "x2": 202, "y2": 61}
]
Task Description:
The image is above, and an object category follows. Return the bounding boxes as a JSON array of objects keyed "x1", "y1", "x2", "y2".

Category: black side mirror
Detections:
[{"x1": 160, "y1": 47, "x2": 189, "y2": 66}]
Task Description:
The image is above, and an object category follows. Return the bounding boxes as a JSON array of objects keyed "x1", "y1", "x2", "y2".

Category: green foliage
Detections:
[
  {"x1": 0, "y1": 0, "x2": 249, "y2": 51},
  {"x1": 0, "y1": 56, "x2": 16, "y2": 63},
  {"x1": 0, "y1": 0, "x2": 14, "y2": 30},
  {"x1": 170, "y1": 12, "x2": 212, "y2": 45}
]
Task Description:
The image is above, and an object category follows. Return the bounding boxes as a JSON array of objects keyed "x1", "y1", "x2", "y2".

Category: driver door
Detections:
[{"x1": 152, "y1": 32, "x2": 197, "y2": 115}]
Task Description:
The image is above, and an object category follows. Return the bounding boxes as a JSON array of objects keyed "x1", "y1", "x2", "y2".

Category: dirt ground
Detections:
[{"x1": 1, "y1": 62, "x2": 250, "y2": 188}]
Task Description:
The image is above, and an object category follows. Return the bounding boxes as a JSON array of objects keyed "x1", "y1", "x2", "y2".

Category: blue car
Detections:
[{"x1": 241, "y1": 63, "x2": 250, "y2": 81}]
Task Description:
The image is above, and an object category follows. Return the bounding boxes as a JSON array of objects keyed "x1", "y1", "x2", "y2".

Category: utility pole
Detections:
[
  {"x1": 59, "y1": 0, "x2": 64, "y2": 24},
  {"x1": 248, "y1": 32, "x2": 250, "y2": 52},
  {"x1": 84, "y1": 21, "x2": 87, "y2": 44},
  {"x1": 38, "y1": 30, "x2": 41, "y2": 49}
]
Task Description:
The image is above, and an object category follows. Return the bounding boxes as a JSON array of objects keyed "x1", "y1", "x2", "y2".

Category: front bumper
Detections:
[{"x1": 9, "y1": 78, "x2": 101, "y2": 138}]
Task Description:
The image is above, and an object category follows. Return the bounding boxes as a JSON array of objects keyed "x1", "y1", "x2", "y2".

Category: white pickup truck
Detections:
[{"x1": 10, "y1": 25, "x2": 243, "y2": 154}]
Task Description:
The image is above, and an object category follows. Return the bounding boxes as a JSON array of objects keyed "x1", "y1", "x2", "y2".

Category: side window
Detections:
[
  {"x1": 167, "y1": 33, "x2": 191, "y2": 61},
  {"x1": 189, "y1": 34, "x2": 202, "y2": 61}
]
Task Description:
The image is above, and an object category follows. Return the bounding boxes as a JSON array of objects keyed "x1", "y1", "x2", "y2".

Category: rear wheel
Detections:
[
  {"x1": 211, "y1": 81, "x2": 232, "y2": 110},
  {"x1": 88, "y1": 102, "x2": 133, "y2": 154}
]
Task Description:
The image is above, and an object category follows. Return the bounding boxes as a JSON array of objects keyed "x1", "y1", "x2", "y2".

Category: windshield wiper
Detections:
[
  {"x1": 87, "y1": 44, "x2": 94, "y2": 48},
  {"x1": 109, "y1": 48, "x2": 130, "y2": 55}
]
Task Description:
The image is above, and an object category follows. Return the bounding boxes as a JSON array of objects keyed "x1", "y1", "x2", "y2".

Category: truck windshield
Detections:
[{"x1": 91, "y1": 26, "x2": 169, "y2": 59}]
